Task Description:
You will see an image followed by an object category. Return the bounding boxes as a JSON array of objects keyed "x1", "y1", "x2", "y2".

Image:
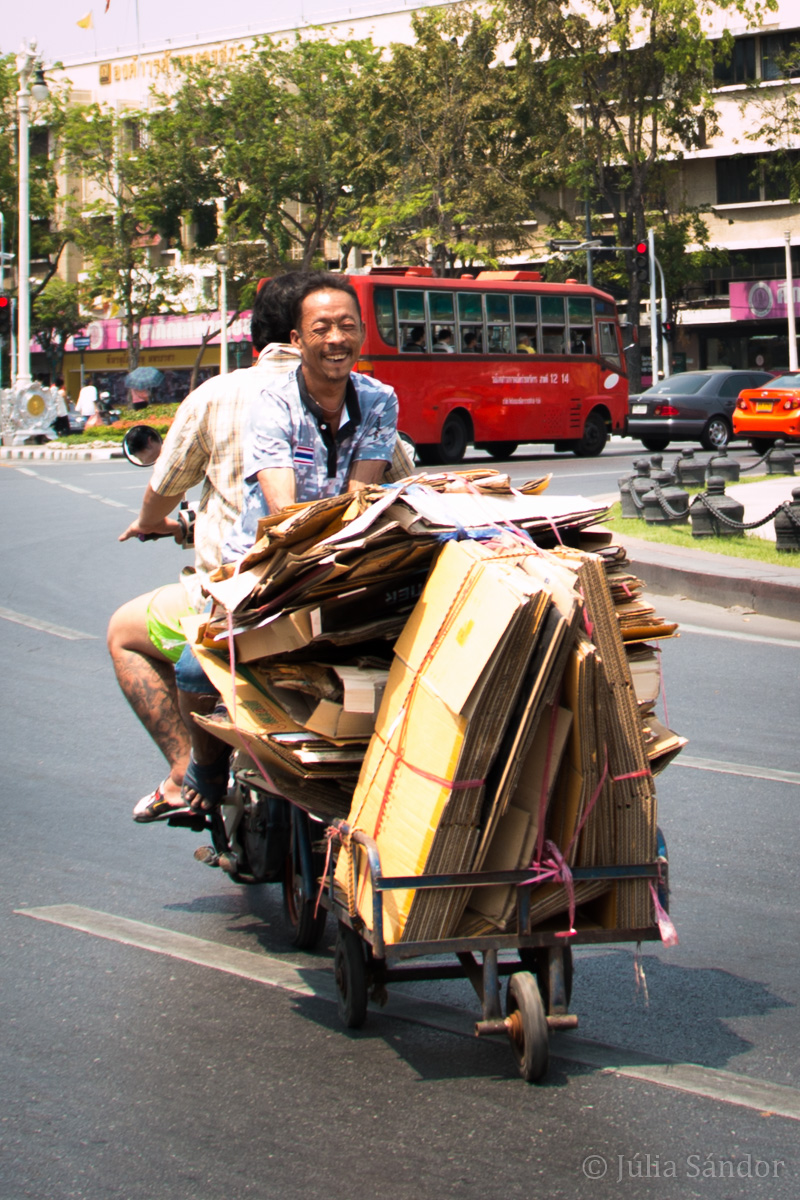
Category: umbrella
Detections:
[{"x1": 124, "y1": 366, "x2": 164, "y2": 390}]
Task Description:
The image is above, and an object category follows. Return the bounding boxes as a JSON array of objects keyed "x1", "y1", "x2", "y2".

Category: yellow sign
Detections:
[{"x1": 27, "y1": 394, "x2": 47, "y2": 416}]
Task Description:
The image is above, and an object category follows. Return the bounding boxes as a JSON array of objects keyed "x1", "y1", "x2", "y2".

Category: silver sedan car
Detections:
[{"x1": 628, "y1": 368, "x2": 774, "y2": 451}]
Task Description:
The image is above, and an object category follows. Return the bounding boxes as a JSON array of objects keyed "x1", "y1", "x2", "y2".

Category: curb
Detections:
[
  {"x1": 617, "y1": 532, "x2": 800, "y2": 622},
  {"x1": 0, "y1": 445, "x2": 123, "y2": 462}
]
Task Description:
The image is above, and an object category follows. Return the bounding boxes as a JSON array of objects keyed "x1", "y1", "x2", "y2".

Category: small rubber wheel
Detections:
[
  {"x1": 436, "y1": 413, "x2": 469, "y2": 463},
  {"x1": 700, "y1": 415, "x2": 731, "y2": 451},
  {"x1": 482, "y1": 441, "x2": 519, "y2": 459},
  {"x1": 334, "y1": 922, "x2": 368, "y2": 1029},
  {"x1": 283, "y1": 843, "x2": 328, "y2": 950},
  {"x1": 573, "y1": 411, "x2": 608, "y2": 457},
  {"x1": 507, "y1": 972, "x2": 549, "y2": 1083},
  {"x1": 641, "y1": 437, "x2": 670, "y2": 452}
]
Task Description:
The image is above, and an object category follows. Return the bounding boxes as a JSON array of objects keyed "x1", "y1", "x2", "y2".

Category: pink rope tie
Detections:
[
  {"x1": 519, "y1": 839, "x2": 576, "y2": 938},
  {"x1": 649, "y1": 881, "x2": 679, "y2": 947}
]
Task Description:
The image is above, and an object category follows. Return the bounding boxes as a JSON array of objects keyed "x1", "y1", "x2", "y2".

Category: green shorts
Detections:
[{"x1": 146, "y1": 583, "x2": 196, "y2": 663}]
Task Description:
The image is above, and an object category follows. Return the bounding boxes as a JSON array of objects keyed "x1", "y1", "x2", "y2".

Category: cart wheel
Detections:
[
  {"x1": 334, "y1": 922, "x2": 368, "y2": 1029},
  {"x1": 506, "y1": 972, "x2": 549, "y2": 1084},
  {"x1": 282, "y1": 844, "x2": 327, "y2": 950},
  {"x1": 519, "y1": 946, "x2": 573, "y2": 1013}
]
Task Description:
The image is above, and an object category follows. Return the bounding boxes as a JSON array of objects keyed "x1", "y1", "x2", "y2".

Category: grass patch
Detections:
[{"x1": 604, "y1": 502, "x2": 800, "y2": 566}]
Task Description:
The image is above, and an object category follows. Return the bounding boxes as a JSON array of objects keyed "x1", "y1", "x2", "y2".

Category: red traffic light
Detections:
[
  {"x1": 0, "y1": 296, "x2": 9, "y2": 308},
  {"x1": 634, "y1": 241, "x2": 648, "y2": 255}
]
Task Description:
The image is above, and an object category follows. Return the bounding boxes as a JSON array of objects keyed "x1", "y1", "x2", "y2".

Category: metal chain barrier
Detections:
[
  {"x1": 691, "y1": 493, "x2": 796, "y2": 531},
  {"x1": 649, "y1": 483, "x2": 689, "y2": 520}
]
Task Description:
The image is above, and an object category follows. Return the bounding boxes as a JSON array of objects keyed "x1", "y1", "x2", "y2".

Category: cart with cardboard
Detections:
[{"x1": 194, "y1": 483, "x2": 682, "y2": 1083}]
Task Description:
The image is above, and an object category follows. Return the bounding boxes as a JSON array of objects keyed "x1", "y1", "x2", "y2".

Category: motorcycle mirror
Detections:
[{"x1": 122, "y1": 424, "x2": 163, "y2": 467}]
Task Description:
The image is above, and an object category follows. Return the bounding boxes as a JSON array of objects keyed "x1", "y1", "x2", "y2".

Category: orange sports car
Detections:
[{"x1": 733, "y1": 372, "x2": 800, "y2": 454}]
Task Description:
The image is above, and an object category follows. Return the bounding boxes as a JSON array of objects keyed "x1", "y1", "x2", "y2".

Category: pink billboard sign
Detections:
[
  {"x1": 730, "y1": 280, "x2": 800, "y2": 321},
  {"x1": 63, "y1": 310, "x2": 253, "y2": 352}
]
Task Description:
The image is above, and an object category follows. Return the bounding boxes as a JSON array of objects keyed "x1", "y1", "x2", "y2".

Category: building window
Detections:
[
  {"x1": 761, "y1": 33, "x2": 800, "y2": 82},
  {"x1": 716, "y1": 156, "x2": 761, "y2": 205},
  {"x1": 714, "y1": 36, "x2": 757, "y2": 85}
]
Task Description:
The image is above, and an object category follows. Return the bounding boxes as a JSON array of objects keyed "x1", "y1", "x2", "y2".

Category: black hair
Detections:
[
  {"x1": 289, "y1": 271, "x2": 362, "y2": 332},
  {"x1": 250, "y1": 272, "x2": 307, "y2": 351}
]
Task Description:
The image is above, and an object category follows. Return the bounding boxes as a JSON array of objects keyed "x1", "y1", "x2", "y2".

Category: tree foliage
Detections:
[
  {"x1": 353, "y1": 7, "x2": 554, "y2": 274},
  {"x1": 60, "y1": 101, "x2": 187, "y2": 369},
  {"x1": 503, "y1": 0, "x2": 777, "y2": 385},
  {"x1": 31, "y1": 277, "x2": 83, "y2": 380}
]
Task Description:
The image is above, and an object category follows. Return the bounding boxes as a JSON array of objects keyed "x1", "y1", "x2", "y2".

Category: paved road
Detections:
[{"x1": 1, "y1": 452, "x2": 799, "y2": 1200}]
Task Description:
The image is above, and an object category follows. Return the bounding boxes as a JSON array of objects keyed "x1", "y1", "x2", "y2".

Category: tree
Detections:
[
  {"x1": 353, "y1": 7, "x2": 550, "y2": 275},
  {"x1": 153, "y1": 34, "x2": 386, "y2": 271},
  {"x1": 60, "y1": 101, "x2": 188, "y2": 370},
  {"x1": 0, "y1": 53, "x2": 69, "y2": 304},
  {"x1": 31, "y1": 277, "x2": 83, "y2": 382},
  {"x1": 503, "y1": 0, "x2": 776, "y2": 387}
]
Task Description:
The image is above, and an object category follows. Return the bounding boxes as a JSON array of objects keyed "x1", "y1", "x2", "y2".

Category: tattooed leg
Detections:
[{"x1": 107, "y1": 591, "x2": 190, "y2": 806}]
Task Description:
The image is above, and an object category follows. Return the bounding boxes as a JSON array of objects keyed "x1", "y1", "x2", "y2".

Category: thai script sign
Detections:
[
  {"x1": 63, "y1": 311, "x2": 253, "y2": 353},
  {"x1": 730, "y1": 280, "x2": 800, "y2": 321}
]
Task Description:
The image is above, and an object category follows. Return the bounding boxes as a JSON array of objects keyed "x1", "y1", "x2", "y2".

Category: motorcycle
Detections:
[{"x1": 123, "y1": 426, "x2": 329, "y2": 950}]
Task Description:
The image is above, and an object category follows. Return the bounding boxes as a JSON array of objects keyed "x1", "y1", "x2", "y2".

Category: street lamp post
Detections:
[
  {"x1": 785, "y1": 231, "x2": 798, "y2": 372},
  {"x1": 14, "y1": 42, "x2": 49, "y2": 391}
]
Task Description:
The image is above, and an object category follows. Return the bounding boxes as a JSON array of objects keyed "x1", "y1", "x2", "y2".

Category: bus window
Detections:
[
  {"x1": 541, "y1": 295, "x2": 566, "y2": 354},
  {"x1": 598, "y1": 321, "x2": 621, "y2": 365},
  {"x1": 429, "y1": 292, "x2": 456, "y2": 353},
  {"x1": 457, "y1": 292, "x2": 483, "y2": 352},
  {"x1": 568, "y1": 297, "x2": 593, "y2": 354},
  {"x1": 374, "y1": 287, "x2": 397, "y2": 347},
  {"x1": 486, "y1": 294, "x2": 511, "y2": 353},
  {"x1": 513, "y1": 295, "x2": 540, "y2": 352},
  {"x1": 398, "y1": 290, "x2": 426, "y2": 352},
  {"x1": 460, "y1": 327, "x2": 482, "y2": 352}
]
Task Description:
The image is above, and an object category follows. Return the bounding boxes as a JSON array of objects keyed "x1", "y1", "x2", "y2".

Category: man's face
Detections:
[{"x1": 291, "y1": 289, "x2": 364, "y2": 386}]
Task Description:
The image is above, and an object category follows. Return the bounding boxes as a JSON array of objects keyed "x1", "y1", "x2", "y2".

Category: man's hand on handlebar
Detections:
[{"x1": 119, "y1": 516, "x2": 184, "y2": 544}]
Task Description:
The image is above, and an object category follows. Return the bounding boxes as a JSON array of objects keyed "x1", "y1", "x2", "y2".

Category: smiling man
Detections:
[
  {"x1": 179, "y1": 272, "x2": 400, "y2": 812},
  {"x1": 224, "y1": 271, "x2": 399, "y2": 560}
]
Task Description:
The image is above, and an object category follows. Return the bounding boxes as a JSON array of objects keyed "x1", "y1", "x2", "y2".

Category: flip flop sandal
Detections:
[
  {"x1": 181, "y1": 751, "x2": 231, "y2": 813},
  {"x1": 133, "y1": 780, "x2": 189, "y2": 824}
]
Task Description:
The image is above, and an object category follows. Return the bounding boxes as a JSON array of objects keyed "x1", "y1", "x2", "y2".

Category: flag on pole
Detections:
[{"x1": 77, "y1": 10, "x2": 94, "y2": 28}]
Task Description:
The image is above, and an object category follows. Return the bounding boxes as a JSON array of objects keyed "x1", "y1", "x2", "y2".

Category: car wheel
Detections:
[
  {"x1": 749, "y1": 437, "x2": 775, "y2": 456},
  {"x1": 480, "y1": 441, "x2": 519, "y2": 459},
  {"x1": 641, "y1": 436, "x2": 670, "y2": 452},
  {"x1": 572, "y1": 411, "x2": 608, "y2": 457},
  {"x1": 700, "y1": 415, "x2": 731, "y2": 452}
]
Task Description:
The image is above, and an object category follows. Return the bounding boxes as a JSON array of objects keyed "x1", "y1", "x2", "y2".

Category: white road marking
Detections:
[
  {"x1": 0, "y1": 607, "x2": 97, "y2": 640},
  {"x1": 16, "y1": 904, "x2": 800, "y2": 1122},
  {"x1": 676, "y1": 622, "x2": 800, "y2": 649},
  {"x1": 11, "y1": 466, "x2": 128, "y2": 511},
  {"x1": 675, "y1": 756, "x2": 800, "y2": 786}
]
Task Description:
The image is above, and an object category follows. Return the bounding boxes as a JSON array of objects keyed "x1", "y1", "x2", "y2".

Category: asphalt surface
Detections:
[{"x1": 2, "y1": 450, "x2": 800, "y2": 1199}]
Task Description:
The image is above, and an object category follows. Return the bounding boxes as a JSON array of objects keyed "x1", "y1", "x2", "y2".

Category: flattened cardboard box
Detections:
[{"x1": 336, "y1": 540, "x2": 531, "y2": 945}]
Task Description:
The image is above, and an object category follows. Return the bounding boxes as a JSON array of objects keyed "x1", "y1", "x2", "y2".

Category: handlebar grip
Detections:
[{"x1": 137, "y1": 532, "x2": 172, "y2": 542}]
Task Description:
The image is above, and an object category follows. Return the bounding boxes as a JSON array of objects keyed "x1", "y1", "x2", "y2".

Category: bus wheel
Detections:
[
  {"x1": 481, "y1": 441, "x2": 518, "y2": 460},
  {"x1": 436, "y1": 414, "x2": 470, "y2": 463},
  {"x1": 573, "y1": 412, "x2": 608, "y2": 457}
]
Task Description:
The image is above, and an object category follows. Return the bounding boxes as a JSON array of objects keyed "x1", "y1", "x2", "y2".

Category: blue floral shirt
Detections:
[{"x1": 223, "y1": 367, "x2": 398, "y2": 560}]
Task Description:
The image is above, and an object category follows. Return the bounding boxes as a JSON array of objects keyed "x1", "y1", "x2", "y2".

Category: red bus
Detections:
[{"x1": 348, "y1": 268, "x2": 628, "y2": 462}]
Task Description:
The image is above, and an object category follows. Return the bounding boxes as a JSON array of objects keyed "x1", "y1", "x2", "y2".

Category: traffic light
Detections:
[
  {"x1": 0, "y1": 294, "x2": 10, "y2": 339},
  {"x1": 662, "y1": 320, "x2": 675, "y2": 342},
  {"x1": 633, "y1": 241, "x2": 650, "y2": 285}
]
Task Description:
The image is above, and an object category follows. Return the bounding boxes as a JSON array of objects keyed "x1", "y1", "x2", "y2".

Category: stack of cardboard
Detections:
[{"x1": 182, "y1": 469, "x2": 684, "y2": 944}]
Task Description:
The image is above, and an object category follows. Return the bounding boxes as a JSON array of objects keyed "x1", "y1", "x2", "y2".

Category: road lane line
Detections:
[
  {"x1": 60, "y1": 484, "x2": 91, "y2": 494},
  {"x1": 674, "y1": 756, "x2": 800, "y2": 786},
  {"x1": 0, "y1": 607, "x2": 97, "y2": 640},
  {"x1": 676, "y1": 622, "x2": 800, "y2": 649},
  {"x1": 16, "y1": 904, "x2": 800, "y2": 1121}
]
